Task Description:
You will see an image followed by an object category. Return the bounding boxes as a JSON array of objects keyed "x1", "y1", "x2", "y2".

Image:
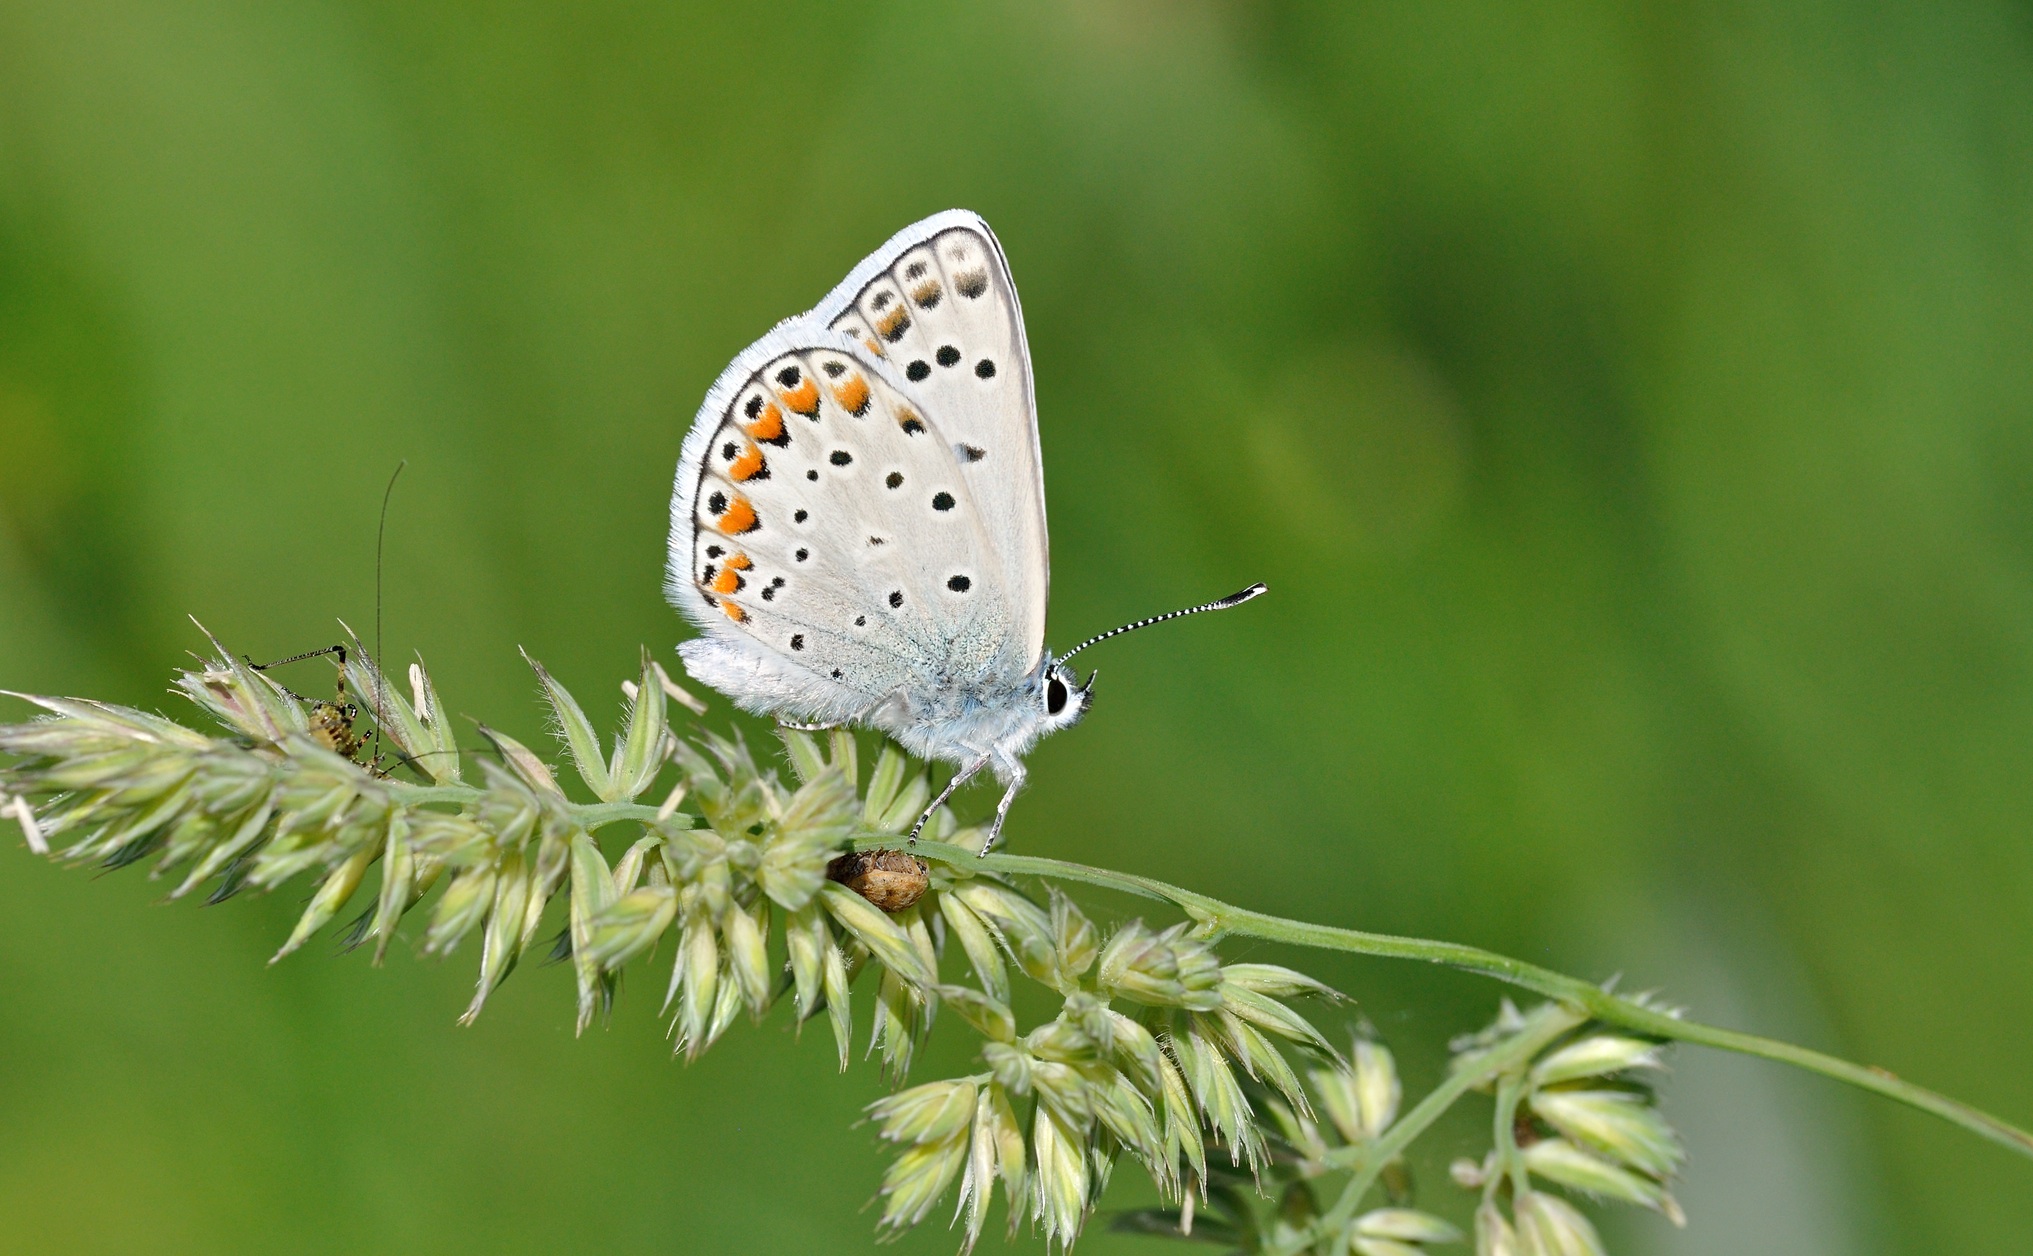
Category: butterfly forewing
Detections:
[
  {"x1": 675, "y1": 336, "x2": 1020, "y2": 722},
  {"x1": 814, "y1": 217, "x2": 1048, "y2": 667}
]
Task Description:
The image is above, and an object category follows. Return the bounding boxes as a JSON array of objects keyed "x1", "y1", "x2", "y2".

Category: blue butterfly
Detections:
[{"x1": 668, "y1": 210, "x2": 1263, "y2": 852}]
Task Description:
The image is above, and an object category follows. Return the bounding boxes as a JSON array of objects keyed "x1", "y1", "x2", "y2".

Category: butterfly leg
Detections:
[
  {"x1": 908, "y1": 754, "x2": 990, "y2": 843},
  {"x1": 979, "y1": 758, "x2": 1028, "y2": 857},
  {"x1": 779, "y1": 719, "x2": 840, "y2": 732}
]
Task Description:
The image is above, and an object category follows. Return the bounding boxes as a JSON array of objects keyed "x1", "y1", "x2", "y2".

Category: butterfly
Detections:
[{"x1": 666, "y1": 209, "x2": 1264, "y2": 854}]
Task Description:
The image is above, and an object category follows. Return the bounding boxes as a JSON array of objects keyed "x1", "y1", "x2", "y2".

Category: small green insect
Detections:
[{"x1": 248, "y1": 644, "x2": 372, "y2": 765}]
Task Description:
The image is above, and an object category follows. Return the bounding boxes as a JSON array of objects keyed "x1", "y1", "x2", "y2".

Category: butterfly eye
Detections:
[{"x1": 1046, "y1": 677, "x2": 1069, "y2": 715}]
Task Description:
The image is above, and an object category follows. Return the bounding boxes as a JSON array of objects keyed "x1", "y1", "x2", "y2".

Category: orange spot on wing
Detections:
[
  {"x1": 729, "y1": 443, "x2": 766, "y2": 481},
  {"x1": 720, "y1": 599, "x2": 748, "y2": 623},
  {"x1": 863, "y1": 337, "x2": 884, "y2": 357},
  {"x1": 875, "y1": 306, "x2": 911, "y2": 341},
  {"x1": 707, "y1": 554, "x2": 751, "y2": 595},
  {"x1": 744, "y1": 403, "x2": 785, "y2": 444},
  {"x1": 779, "y1": 379, "x2": 820, "y2": 416},
  {"x1": 716, "y1": 496, "x2": 758, "y2": 534},
  {"x1": 832, "y1": 375, "x2": 870, "y2": 415}
]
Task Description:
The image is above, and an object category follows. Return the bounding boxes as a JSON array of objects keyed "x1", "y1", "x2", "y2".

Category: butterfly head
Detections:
[{"x1": 1040, "y1": 660, "x2": 1096, "y2": 731}]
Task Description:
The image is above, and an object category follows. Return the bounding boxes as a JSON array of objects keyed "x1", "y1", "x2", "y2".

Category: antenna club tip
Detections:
[{"x1": 1223, "y1": 581, "x2": 1268, "y2": 606}]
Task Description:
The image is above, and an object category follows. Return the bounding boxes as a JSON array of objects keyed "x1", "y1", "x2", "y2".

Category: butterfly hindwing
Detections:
[
  {"x1": 669, "y1": 324, "x2": 1022, "y2": 724},
  {"x1": 812, "y1": 212, "x2": 1049, "y2": 669}
]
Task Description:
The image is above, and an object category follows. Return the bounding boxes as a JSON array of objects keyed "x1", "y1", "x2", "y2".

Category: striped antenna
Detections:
[{"x1": 1058, "y1": 582, "x2": 1267, "y2": 663}]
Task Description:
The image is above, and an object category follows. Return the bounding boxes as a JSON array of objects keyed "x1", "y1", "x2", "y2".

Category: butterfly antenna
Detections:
[
  {"x1": 368, "y1": 460, "x2": 406, "y2": 767},
  {"x1": 1057, "y1": 582, "x2": 1267, "y2": 663}
]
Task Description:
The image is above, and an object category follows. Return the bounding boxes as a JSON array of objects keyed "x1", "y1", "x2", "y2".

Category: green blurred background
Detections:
[{"x1": 2, "y1": 1, "x2": 2030, "y2": 1252}]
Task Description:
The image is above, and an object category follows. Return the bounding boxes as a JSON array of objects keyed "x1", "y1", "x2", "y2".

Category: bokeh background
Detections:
[{"x1": 2, "y1": 2, "x2": 2031, "y2": 1252}]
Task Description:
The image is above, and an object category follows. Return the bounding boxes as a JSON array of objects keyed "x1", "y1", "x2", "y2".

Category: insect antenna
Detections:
[
  {"x1": 244, "y1": 644, "x2": 347, "y2": 703},
  {"x1": 1057, "y1": 582, "x2": 1267, "y2": 663},
  {"x1": 363, "y1": 459, "x2": 406, "y2": 773}
]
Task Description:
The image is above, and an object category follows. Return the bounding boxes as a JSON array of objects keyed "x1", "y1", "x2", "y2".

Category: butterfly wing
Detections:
[
  {"x1": 809, "y1": 210, "x2": 1049, "y2": 668},
  {"x1": 667, "y1": 323, "x2": 1030, "y2": 727}
]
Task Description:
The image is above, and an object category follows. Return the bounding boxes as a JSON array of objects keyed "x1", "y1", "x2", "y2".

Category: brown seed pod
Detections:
[{"x1": 826, "y1": 849, "x2": 930, "y2": 913}]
